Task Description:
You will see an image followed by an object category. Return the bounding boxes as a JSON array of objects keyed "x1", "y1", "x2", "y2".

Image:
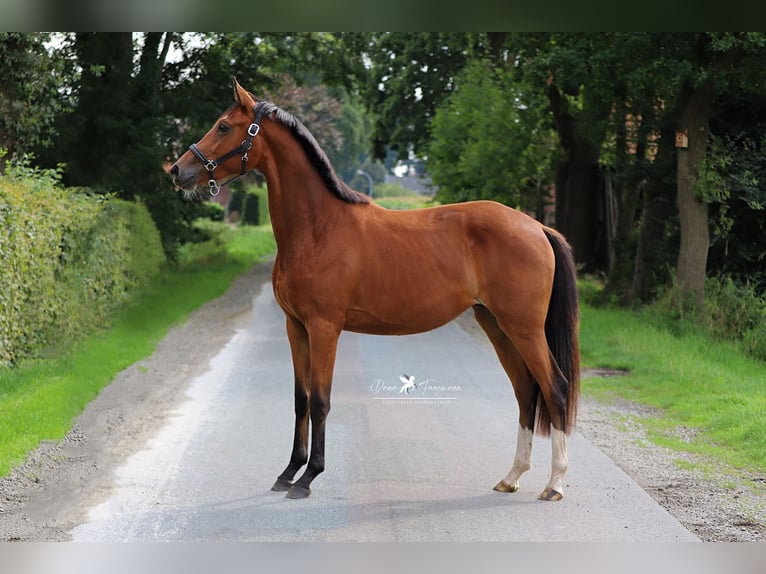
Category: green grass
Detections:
[
  {"x1": 0, "y1": 224, "x2": 276, "y2": 477},
  {"x1": 375, "y1": 195, "x2": 433, "y2": 210},
  {"x1": 580, "y1": 299, "x2": 766, "y2": 474},
  {"x1": 371, "y1": 182, "x2": 434, "y2": 210}
]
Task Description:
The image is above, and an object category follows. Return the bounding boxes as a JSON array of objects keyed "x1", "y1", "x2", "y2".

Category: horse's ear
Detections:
[
  {"x1": 232, "y1": 77, "x2": 254, "y2": 108},
  {"x1": 232, "y1": 77, "x2": 243, "y2": 104}
]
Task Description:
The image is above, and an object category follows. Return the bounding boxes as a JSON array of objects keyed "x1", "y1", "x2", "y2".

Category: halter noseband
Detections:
[{"x1": 188, "y1": 102, "x2": 269, "y2": 196}]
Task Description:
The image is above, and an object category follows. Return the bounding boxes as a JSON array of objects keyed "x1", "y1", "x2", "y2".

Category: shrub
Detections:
[
  {"x1": 703, "y1": 275, "x2": 766, "y2": 361},
  {"x1": 252, "y1": 185, "x2": 270, "y2": 225},
  {"x1": 177, "y1": 219, "x2": 276, "y2": 268},
  {"x1": 649, "y1": 274, "x2": 766, "y2": 362},
  {"x1": 0, "y1": 164, "x2": 165, "y2": 366},
  {"x1": 240, "y1": 188, "x2": 260, "y2": 226}
]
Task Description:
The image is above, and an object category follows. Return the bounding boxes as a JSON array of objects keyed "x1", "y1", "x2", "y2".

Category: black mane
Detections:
[{"x1": 254, "y1": 101, "x2": 370, "y2": 205}]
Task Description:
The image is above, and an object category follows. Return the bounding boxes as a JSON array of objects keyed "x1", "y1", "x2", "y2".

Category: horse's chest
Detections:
[
  {"x1": 272, "y1": 265, "x2": 334, "y2": 319},
  {"x1": 272, "y1": 268, "x2": 296, "y2": 316}
]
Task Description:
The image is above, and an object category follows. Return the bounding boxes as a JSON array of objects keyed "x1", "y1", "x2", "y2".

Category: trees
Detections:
[
  {"x1": 669, "y1": 33, "x2": 766, "y2": 304},
  {"x1": 32, "y1": 33, "x2": 371, "y2": 259},
  {"x1": 0, "y1": 33, "x2": 69, "y2": 169},
  {"x1": 5, "y1": 32, "x2": 766, "y2": 310},
  {"x1": 361, "y1": 33, "x2": 486, "y2": 160},
  {"x1": 423, "y1": 33, "x2": 766, "y2": 306},
  {"x1": 45, "y1": 33, "x2": 190, "y2": 257},
  {"x1": 428, "y1": 58, "x2": 555, "y2": 213}
]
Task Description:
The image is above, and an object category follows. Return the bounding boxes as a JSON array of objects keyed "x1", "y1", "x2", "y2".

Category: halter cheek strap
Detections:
[{"x1": 189, "y1": 103, "x2": 269, "y2": 196}]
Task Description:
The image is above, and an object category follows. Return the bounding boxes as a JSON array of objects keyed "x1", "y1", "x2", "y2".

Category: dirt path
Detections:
[{"x1": 0, "y1": 260, "x2": 763, "y2": 541}]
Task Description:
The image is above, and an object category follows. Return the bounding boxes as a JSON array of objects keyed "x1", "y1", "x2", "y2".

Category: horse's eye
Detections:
[{"x1": 218, "y1": 123, "x2": 230, "y2": 134}]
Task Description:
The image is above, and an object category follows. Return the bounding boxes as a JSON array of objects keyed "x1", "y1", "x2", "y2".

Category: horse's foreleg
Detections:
[
  {"x1": 272, "y1": 316, "x2": 311, "y2": 492},
  {"x1": 286, "y1": 320, "x2": 340, "y2": 499}
]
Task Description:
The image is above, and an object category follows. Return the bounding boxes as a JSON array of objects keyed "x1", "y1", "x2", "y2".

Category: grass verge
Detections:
[
  {"x1": 0, "y1": 224, "x2": 276, "y2": 477},
  {"x1": 375, "y1": 195, "x2": 433, "y2": 210},
  {"x1": 580, "y1": 295, "x2": 766, "y2": 475}
]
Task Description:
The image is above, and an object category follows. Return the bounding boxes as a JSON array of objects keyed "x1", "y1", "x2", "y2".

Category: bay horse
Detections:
[{"x1": 170, "y1": 78, "x2": 580, "y2": 501}]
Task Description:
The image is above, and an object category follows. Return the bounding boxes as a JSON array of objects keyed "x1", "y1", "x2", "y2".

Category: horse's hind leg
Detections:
[
  {"x1": 506, "y1": 330, "x2": 570, "y2": 501},
  {"x1": 473, "y1": 305, "x2": 538, "y2": 494},
  {"x1": 271, "y1": 315, "x2": 311, "y2": 492}
]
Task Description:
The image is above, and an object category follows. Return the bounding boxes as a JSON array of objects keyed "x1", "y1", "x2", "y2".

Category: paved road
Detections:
[{"x1": 70, "y1": 283, "x2": 697, "y2": 542}]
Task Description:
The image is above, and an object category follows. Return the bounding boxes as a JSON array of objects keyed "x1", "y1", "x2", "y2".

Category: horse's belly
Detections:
[{"x1": 343, "y1": 297, "x2": 470, "y2": 336}]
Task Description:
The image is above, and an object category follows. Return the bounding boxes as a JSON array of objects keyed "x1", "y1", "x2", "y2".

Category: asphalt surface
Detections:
[{"x1": 70, "y1": 283, "x2": 697, "y2": 542}]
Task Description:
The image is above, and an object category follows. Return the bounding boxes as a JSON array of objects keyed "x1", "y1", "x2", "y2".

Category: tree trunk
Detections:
[
  {"x1": 676, "y1": 83, "x2": 713, "y2": 306},
  {"x1": 549, "y1": 85, "x2": 601, "y2": 271},
  {"x1": 631, "y1": 125, "x2": 677, "y2": 302},
  {"x1": 606, "y1": 96, "x2": 647, "y2": 299}
]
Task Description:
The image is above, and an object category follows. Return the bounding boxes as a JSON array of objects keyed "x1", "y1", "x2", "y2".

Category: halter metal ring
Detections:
[
  {"x1": 208, "y1": 179, "x2": 221, "y2": 196},
  {"x1": 204, "y1": 159, "x2": 217, "y2": 171}
]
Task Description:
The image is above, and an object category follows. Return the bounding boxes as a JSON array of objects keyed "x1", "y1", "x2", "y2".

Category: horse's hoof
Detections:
[
  {"x1": 538, "y1": 487, "x2": 563, "y2": 501},
  {"x1": 271, "y1": 478, "x2": 293, "y2": 492},
  {"x1": 493, "y1": 480, "x2": 519, "y2": 493},
  {"x1": 285, "y1": 485, "x2": 311, "y2": 499}
]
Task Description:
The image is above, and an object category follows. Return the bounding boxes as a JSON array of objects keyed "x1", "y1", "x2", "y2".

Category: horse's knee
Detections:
[
  {"x1": 294, "y1": 389, "x2": 309, "y2": 417},
  {"x1": 310, "y1": 394, "x2": 331, "y2": 420}
]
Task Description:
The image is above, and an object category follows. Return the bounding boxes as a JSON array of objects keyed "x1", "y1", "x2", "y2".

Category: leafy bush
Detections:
[
  {"x1": 702, "y1": 275, "x2": 766, "y2": 361},
  {"x1": 649, "y1": 274, "x2": 766, "y2": 362},
  {"x1": 178, "y1": 219, "x2": 276, "y2": 268},
  {"x1": 0, "y1": 164, "x2": 165, "y2": 366},
  {"x1": 249, "y1": 185, "x2": 269, "y2": 225},
  {"x1": 584, "y1": 271, "x2": 766, "y2": 363},
  {"x1": 228, "y1": 184, "x2": 268, "y2": 226}
]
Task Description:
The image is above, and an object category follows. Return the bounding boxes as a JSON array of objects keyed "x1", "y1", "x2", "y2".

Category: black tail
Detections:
[{"x1": 536, "y1": 228, "x2": 580, "y2": 436}]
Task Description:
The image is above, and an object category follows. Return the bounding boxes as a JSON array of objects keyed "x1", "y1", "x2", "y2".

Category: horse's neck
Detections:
[{"x1": 260, "y1": 130, "x2": 336, "y2": 250}]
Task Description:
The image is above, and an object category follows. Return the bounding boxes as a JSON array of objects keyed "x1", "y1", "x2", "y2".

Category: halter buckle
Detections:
[{"x1": 247, "y1": 123, "x2": 260, "y2": 137}]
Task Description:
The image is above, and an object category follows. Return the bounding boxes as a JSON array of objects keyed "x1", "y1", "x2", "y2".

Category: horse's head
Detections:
[{"x1": 170, "y1": 78, "x2": 265, "y2": 197}]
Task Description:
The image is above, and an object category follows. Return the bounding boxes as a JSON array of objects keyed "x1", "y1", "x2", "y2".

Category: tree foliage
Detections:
[
  {"x1": 423, "y1": 33, "x2": 766, "y2": 302},
  {"x1": 361, "y1": 33, "x2": 489, "y2": 160},
  {"x1": 0, "y1": 33, "x2": 70, "y2": 164},
  {"x1": 428, "y1": 59, "x2": 556, "y2": 211},
  {"x1": 4, "y1": 31, "x2": 766, "y2": 314}
]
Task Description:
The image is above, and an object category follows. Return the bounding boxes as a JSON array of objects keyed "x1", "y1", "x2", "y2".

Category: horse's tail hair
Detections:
[{"x1": 535, "y1": 227, "x2": 580, "y2": 437}]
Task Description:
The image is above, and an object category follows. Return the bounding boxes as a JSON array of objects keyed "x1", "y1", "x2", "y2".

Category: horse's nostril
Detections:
[{"x1": 170, "y1": 164, "x2": 179, "y2": 178}]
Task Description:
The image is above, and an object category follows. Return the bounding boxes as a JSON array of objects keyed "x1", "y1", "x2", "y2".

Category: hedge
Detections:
[{"x1": 0, "y1": 166, "x2": 165, "y2": 366}]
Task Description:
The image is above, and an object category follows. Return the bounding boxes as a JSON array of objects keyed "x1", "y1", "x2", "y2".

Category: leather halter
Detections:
[{"x1": 188, "y1": 102, "x2": 269, "y2": 196}]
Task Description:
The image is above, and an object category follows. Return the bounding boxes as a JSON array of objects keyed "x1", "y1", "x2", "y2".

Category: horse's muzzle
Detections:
[{"x1": 169, "y1": 160, "x2": 200, "y2": 193}]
